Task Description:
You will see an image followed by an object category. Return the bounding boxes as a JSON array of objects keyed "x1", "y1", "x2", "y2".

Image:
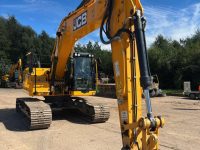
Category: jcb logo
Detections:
[{"x1": 73, "y1": 11, "x2": 87, "y2": 31}]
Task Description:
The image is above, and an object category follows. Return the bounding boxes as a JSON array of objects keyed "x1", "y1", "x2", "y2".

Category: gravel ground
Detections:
[{"x1": 0, "y1": 89, "x2": 199, "y2": 150}]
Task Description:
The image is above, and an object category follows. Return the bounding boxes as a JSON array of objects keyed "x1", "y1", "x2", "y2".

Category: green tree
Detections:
[
  {"x1": 0, "y1": 16, "x2": 55, "y2": 68},
  {"x1": 148, "y1": 31, "x2": 200, "y2": 90}
]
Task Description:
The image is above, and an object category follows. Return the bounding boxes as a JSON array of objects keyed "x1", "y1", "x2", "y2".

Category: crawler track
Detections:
[
  {"x1": 45, "y1": 96, "x2": 110, "y2": 123},
  {"x1": 16, "y1": 96, "x2": 109, "y2": 130},
  {"x1": 86, "y1": 102, "x2": 110, "y2": 123},
  {"x1": 16, "y1": 98, "x2": 52, "y2": 130}
]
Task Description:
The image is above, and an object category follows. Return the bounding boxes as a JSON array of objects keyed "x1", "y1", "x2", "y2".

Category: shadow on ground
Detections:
[
  {"x1": 0, "y1": 108, "x2": 28, "y2": 131},
  {"x1": 180, "y1": 97, "x2": 200, "y2": 101},
  {"x1": 53, "y1": 109, "x2": 89, "y2": 124},
  {"x1": 0, "y1": 108, "x2": 90, "y2": 132},
  {"x1": 173, "y1": 108, "x2": 200, "y2": 111}
]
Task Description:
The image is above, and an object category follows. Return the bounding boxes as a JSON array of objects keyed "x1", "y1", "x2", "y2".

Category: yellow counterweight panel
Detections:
[
  {"x1": 23, "y1": 68, "x2": 50, "y2": 96},
  {"x1": 70, "y1": 90, "x2": 96, "y2": 96}
]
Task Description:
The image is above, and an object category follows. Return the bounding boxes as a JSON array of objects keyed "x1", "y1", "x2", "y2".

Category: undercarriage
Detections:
[{"x1": 16, "y1": 96, "x2": 110, "y2": 130}]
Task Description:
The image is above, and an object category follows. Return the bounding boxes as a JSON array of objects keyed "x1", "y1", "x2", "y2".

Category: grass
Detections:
[{"x1": 163, "y1": 89, "x2": 183, "y2": 96}]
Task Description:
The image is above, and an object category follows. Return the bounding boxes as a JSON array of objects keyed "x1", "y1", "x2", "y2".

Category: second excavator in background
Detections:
[{"x1": 0, "y1": 59, "x2": 23, "y2": 88}]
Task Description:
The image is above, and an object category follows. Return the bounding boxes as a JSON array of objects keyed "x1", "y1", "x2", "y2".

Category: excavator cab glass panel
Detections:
[{"x1": 73, "y1": 56, "x2": 95, "y2": 92}]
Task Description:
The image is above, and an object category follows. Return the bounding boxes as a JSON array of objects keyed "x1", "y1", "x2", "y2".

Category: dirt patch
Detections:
[{"x1": 0, "y1": 89, "x2": 199, "y2": 150}]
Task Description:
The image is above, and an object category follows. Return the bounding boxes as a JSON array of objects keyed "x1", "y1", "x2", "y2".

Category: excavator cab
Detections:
[{"x1": 66, "y1": 52, "x2": 96, "y2": 96}]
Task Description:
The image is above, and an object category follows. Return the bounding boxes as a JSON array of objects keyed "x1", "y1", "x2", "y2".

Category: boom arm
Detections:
[
  {"x1": 51, "y1": 0, "x2": 164, "y2": 149},
  {"x1": 51, "y1": 0, "x2": 107, "y2": 81}
]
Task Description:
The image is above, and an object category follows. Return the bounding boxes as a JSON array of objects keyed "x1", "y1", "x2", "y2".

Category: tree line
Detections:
[
  {"x1": 0, "y1": 16, "x2": 113, "y2": 78},
  {"x1": 0, "y1": 16, "x2": 54, "y2": 68},
  {"x1": 148, "y1": 32, "x2": 200, "y2": 90},
  {"x1": 0, "y1": 16, "x2": 199, "y2": 89}
]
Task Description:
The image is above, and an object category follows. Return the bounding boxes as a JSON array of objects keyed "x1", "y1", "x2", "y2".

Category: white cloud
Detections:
[
  {"x1": 0, "y1": 1, "x2": 64, "y2": 15},
  {"x1": 144, "y1": 3, "x2": 200, "y2": 47},
  {"x1": 2, "y1": 1, "x2": 198, "y2": 50},
  {"x1": 23, "y1": 0, "x2": 50, "y2": 4},
  {"x1": 0, "y1": 4, "x2": 27, "y2": 9},
  {"x1": 1, "y1": 13, "x2": 9, "y2": 19},
  {"x1": 24, "y1": 0, "x2": 37, "y2": 3},
  {"x1": 76, "y1": 39, "x2": 111, "y2": 51},
  {"x1": 77, "y1": 3, "x2": 200, "y2": 49},
  {"x1": 99, "y1": 43, "x2": 111, "y2": 50}
]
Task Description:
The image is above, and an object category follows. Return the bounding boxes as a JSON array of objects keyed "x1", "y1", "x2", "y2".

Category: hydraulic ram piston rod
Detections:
[{"x1": 133, "y1": 10, "x2": 153, "y2": 119}]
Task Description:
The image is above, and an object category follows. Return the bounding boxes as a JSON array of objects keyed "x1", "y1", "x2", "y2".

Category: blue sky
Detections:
[{"x1": 0, "y1": 0, "x2": 200, "y2": 49}]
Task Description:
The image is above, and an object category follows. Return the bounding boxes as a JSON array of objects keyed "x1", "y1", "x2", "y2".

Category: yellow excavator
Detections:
[
  {"x1": 0, "y1": 63, "x2": 9, "y2": 88},
  {"x1": 1, "y1": 59, "x2": 22, "y2": 88},
  {"x1": 16, "y1": 0, "x2": 164, "y2": 149},
  {"x1": 18, "y1": 49, "x2": 109, "y2": 128}
]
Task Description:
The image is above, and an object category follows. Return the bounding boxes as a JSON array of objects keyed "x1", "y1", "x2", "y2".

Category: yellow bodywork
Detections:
[
  {"x1": 70, "y1": 91, "x2": 96, "y2": 96},
  {"x1": 9, "y1": 59, "x2": 23, "y2": 82},
  {"x1": 1, "y1": 59, "x2": 23, "y2": 88},
  {"x1": 1, "y1": 74, "x2": 9, "y2": 82},
  {"x1": 23, "y1": 67, "x2": 50, "y2": 96},
  {"x1": 49, "y1": 0, "x2": 164, "y2": 149},
  {"x1": 23, "y1": 66, "x2": 96, "y2": 96},
  {"x1": 23, "y1": 0, "x2": 164, "y2": 149}
]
